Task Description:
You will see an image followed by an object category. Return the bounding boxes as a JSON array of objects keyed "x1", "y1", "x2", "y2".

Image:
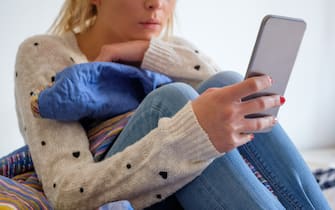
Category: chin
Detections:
[{"x1": 132, "y1": 32, "x2": 161, "y2": 40}]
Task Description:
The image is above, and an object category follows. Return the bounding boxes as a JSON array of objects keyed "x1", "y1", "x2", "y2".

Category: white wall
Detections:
[
  {"x1": 0, "y1": 1, "x2": 64, "y2": 156},
  {"x1": 0, "y1": 0, "x2": 334, "y2": 157}
]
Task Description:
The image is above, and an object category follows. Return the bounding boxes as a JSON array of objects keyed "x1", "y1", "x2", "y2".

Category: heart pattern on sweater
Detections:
[{"x1": 159, "y1": 171, "x2": 168, "y2": 179}]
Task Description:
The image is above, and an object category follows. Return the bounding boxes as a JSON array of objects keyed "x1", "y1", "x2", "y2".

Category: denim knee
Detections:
[
  {"x1": 145, "y1": 82, "x2": 199, "y2": 115},
  {"x1": 197, "y1": 71, "x2": 243, "y2": 94}
]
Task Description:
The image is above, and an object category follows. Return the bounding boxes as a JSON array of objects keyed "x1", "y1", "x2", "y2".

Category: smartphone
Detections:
[{"x1": 243, "y1": 15, "x2": 306, "y2": 127}]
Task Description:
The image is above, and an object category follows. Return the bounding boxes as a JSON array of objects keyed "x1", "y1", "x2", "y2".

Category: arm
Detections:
[
  {"x1": 15, "y1": 35, "x2": 221, "y2": 209},
  {"x1": 141, "y1": 36, "x2": 221, "y2": 86},
  {"x1": 94, "y1": 37, "x2": 221, "y2": 87}
]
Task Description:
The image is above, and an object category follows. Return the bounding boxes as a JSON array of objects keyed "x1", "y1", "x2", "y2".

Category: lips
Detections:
[
  {"x1": 140, "y1": 18, "x2": 160, "y2": 24},
  {"x1": 139, "y1": 19, "x2": 161, "y2": 30}
]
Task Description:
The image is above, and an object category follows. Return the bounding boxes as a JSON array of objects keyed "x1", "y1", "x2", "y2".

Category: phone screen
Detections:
[{"x1": 244, "y1": 15, "x2": 306, "y2": 121}]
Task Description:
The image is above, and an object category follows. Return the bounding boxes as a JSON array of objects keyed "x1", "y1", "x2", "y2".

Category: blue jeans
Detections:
[{"x1": 105, "y1": 71, "x2": 330, "y2": 210}]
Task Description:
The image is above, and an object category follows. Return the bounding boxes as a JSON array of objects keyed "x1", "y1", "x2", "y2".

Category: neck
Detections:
[{"x1": 75, "y1": 25, "x2": 122, "y2": 61}]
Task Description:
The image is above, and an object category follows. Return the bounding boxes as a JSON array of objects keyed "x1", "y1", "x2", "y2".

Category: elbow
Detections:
[
  {"x1": 43, "y1": 174, "x2": 91, "y2": 210},
  {"x1": 46, "y1": 185, "x2": 79, "y2": 210}
]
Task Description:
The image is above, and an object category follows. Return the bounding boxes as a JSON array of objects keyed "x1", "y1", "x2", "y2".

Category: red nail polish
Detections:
[{"x1": 280, "y1": 96, "x2": 286, "y2": 105}]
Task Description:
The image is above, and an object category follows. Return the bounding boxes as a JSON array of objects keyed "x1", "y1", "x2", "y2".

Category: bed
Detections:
[{"x1": 302, "y1": 149, "x2": 335, "y2": 209}]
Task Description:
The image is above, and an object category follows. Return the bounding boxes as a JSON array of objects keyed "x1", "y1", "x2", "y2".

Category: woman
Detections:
[{"x1": 14, "y1": 0, "x2": 330, "y2": 209}]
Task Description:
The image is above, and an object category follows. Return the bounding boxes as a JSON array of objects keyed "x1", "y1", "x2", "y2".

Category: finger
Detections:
[
  {"x1": 241, "y1": 95, "x2": 283, "y2": 115},
  {"x1": 240, "y1": 116, "x2": 277, "y2": 132},
  {"x1": 225, "y1": 75, "x2": 272, "y2": 100}
]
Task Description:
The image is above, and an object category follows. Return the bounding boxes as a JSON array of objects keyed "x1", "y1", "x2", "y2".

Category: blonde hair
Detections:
[
  {"x1": 49, "y1": 0, "x2": 174, "y2": 39},
  {"x1": 48, "y1": 0, "x2": 96, "y2": 35}
]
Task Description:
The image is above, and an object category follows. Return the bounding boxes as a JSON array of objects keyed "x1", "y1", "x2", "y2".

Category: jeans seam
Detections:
[
  {"x1": 240, "y1": 145, "x2": 303, "y2": 209},
  {"x1": 150, "y1": 98, "x2": 180, "y2": 119}
]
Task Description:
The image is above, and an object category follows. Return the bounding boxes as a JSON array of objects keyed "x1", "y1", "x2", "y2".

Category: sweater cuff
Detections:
[
  {"x1": 30, "y1": 83, "x2": 53, "y2": 118},
  {"x1": 141, "y1": 38, "x2": 178, "y2": 73},
  {"x1": 159, "y1": 102, "x2": 223, "y2": 162}
]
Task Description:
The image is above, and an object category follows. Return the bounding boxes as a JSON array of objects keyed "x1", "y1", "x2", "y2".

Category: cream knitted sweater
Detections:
[{"x1": 14, "y1": 32, "x2": 223, "y2": 210}]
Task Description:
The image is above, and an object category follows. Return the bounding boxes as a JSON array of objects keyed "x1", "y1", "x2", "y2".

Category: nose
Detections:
[{"x1": 144, "y1": 0, "x2": 163, "y2": 10}]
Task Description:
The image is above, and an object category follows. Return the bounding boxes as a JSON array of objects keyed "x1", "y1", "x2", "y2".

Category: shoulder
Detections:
[
  {"x1": 15, "y1": 34, "x2": 70, "y2": 65},
  {"x1": 16, "y1": 34, "x2": 63, "y2": 66},
  {"x1": 15, "y1": 32, "x2": 84, "y2": 75},
  {"x1": 19, "y1": 32, "x2": 83, "y2": 61},
  {"x1": 17, "y1": 34, "x2": 68, "y2": 55}
]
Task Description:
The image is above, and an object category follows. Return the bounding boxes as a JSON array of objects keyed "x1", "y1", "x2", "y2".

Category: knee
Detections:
[
  {"x1": 153, "y1": 82, "x2": 198, "y2": 102},
  {"x1": 210, "y1": 71, "x2": 243, "y2": 86},
  {"x1": 142, "y1": 83, "x2": 198, "y2": 113},
  {"x1": 197, "y1": 71, "x2": 243, "y2": 94},
  {"x1": 218, "y1": 71, "x2": 243, "y2": 84}
]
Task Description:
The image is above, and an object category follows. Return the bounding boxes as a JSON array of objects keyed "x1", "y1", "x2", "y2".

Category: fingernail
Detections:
[
  {"x1": 269, "y1": 76, "x2": 273, "y2": 84},
  {"x1": 280, "y1": 96, "x2": 286, "y2": 105},
  {"x1": 250, "y1": 134, "x2": 255, "y2": 140}
]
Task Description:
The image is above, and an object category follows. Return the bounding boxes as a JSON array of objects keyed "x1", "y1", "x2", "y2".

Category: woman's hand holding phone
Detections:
[{"x1": 192, "y1": 75, "x2": 284, "y2": 153}]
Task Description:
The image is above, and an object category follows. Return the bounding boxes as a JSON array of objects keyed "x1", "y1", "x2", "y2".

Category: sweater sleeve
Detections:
[
  {"x1": 15, "y1": 35, "x2": 222, "y2": 210},
  {"x1": 141, "y1": 36, "x2": 222, "y2": 87}
]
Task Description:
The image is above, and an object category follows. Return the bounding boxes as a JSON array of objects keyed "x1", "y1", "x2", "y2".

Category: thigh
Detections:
[{"x1": 176, "y1": 149, "x2": 284, "y2": 210}]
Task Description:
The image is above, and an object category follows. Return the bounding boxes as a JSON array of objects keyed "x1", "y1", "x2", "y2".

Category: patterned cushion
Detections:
[{"x1": 0, "y1": 174, "x2": 53, "y2": 209}]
